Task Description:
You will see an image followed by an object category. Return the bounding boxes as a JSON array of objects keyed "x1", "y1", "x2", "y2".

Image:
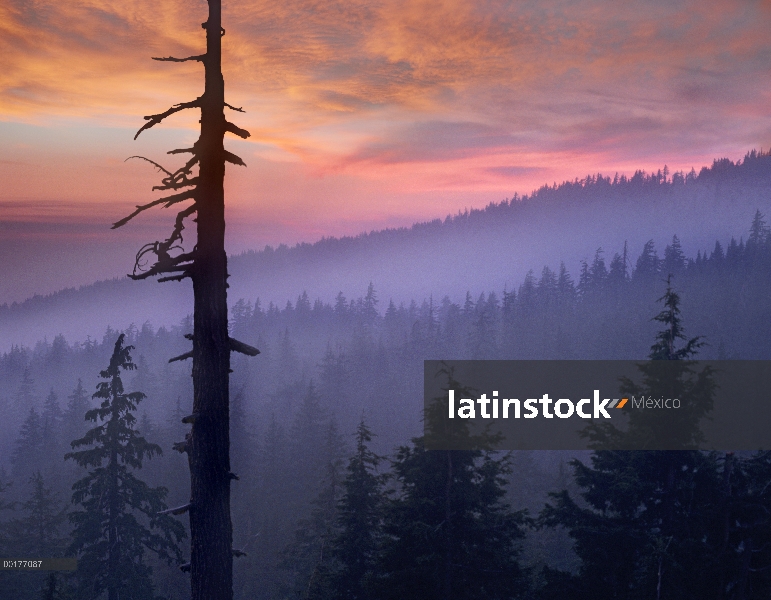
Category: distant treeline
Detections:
[
  {"x1": 3, "y1": 209, "x2": 771, "y2": 469},
  {"x1": 231, "y1": 149, "x2": 771, "y2": 265}
]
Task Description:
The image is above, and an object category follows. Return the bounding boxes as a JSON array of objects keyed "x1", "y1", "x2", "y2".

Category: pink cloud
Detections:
[{"x1": 1, "y1": 0, "x2": 770, "y2": 250}]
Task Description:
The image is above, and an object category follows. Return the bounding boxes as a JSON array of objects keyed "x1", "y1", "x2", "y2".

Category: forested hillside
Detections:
[
  {"x1": 3, "y1": 150, "x2": 771, "y2": 347},
  {"x1": 2, "y1": 209, "x2": 771, "y2": 599}
]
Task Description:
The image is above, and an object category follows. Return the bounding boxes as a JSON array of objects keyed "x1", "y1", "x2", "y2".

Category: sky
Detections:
[{"x1": 2, "y1": 0, "x2": 771, "y2": 303}]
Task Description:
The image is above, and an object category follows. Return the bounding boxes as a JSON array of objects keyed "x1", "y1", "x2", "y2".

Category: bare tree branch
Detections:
[
  {"x1": 224, "y1": 102, "x2": 244, "y2": 113},
  {"x1": 168, "y1": 205, "x2": 198, "y2": 247},
  {"x1": 152, "y1": 159, "x2": 200, "y2": 192},
  {"x1": 157, "y1": 274, "x2": 192, "y2": 283},
  {"x1": 159, "y1": 503, "x2": 193, "y2": 515},
  {"x1": 168, "y1": 251, "x2": 195, "y2": 265},
  {"x1": 173, "y1": 436, "x2": 190, "y2": 454},
  {"x1": 149, "y1": 264, "x2": 193, "y2": 274},
  {"x1": 129, "y1": 240, "x2": 196, "y2": 279},
  {"x1": 132, "y1": 254, "x2": 195, "y2": 280},
  {"x1": 126, "y1": 155, "x2": 173, "y2": 177},
  {"x1": 178, "y1": 154, "x2": 200, "y2": 174},
  {"x1": 224, "y1": 151, "x2": 246, "y2": 167},
  {"x1": 155, "y1": 158, "x2": 199, "y2": 190},
  {"x1": 168, "y1": 147, "x2": 196, "y2": 155},
  {"x1": 112, "y1": 190, "x2": 196, "y2": 229},
  {"x1": 131, "y1": 264, "x2": 192, "y2": 282},
  {"x1": 169, "y1": 351, "x2": 194, "y2": 363},
  {"x1": 135, "y1": 98, "x2": 202, "y2": 140},
  {"x1": 161, "y1": 189, "x2": 197, "y2": 210},
  {"x1": 128, "y1": 153, "x2": 200, "y2": 192},
  {"x1": 130, "y1": 242, "x2": 178, "y2": 276},
  {"x1": 152, "y1": 55, "x2": 206, "y2": 63},
  {"x1": 228, "y1": 338, "x2": 260, "y2": 356},
  {"x1": 153, "y1": 177, "x2": 199, "y2": 192},
  {"x1": 225, "y1": 121, "x2": 250, "y2": 139}
]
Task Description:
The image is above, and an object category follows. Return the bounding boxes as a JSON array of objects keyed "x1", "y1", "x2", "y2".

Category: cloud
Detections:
[
  {"x1": 3, "y1": 0, "x2": 771, "y2": 245},
  {"x1": 344, "y1": 121, "x2": 525, "y2": 165},
  {"x1": 483, "y1": 165, "x2": 547, "y2": 178}
]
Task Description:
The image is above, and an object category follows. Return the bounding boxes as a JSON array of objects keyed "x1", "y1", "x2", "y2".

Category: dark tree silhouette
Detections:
[
  {"x1": 331, "y1": 419, "x2": 385, "y2": 600},
  {"x1": 540, "y1": 278, "x2": 720, "y2": 600},
  {"x1": 12, "y1": 406, "x2": 43, "y2": 480},
  {"x1": 648, "y1": 274, "x2": 703, "y2": 361},
  {"x1": 65, "y1": 334, "x2": 184, "y2": 600},
  {"x1": 3, "y1": 472, "x2": 69, "y2": 600},
  {"x1": 377, "y1": 371, "x2": 528, "y2": 600},
  {"x1": 110, "y1": 2, "x2": 258, "y2": 599}
]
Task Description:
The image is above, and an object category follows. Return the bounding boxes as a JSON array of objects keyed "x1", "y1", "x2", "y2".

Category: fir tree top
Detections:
[
  {"x1": 67, "y1": 333, "x2": 161, "y2": 470},
  {"x1": 649, "y1": 274, "x2": 703, "y2": 360}
]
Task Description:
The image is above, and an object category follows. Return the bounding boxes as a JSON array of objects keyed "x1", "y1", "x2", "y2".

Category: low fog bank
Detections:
[
  {"x1": 2, "y1": 153, "x2": 770, "y2": 348},
  {"x1": 4, "y1": 186, "x2": 771, "y2": 597}
]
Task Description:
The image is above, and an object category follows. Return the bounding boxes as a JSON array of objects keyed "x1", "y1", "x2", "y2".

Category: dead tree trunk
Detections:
[
  {"x1": 190, "y1": 3, "x2": 232, "y2": 599},
  {"x1": 112, "y1": 1, "x2": 258, "y2": 599}
]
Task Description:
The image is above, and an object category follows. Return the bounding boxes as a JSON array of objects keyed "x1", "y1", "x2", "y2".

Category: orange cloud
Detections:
[{"x1": 2, "y1": 0, "x2": 771, "y2": 247}]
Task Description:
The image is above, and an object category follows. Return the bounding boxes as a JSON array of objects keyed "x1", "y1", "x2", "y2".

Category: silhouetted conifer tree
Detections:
[
  {"x1": 12, "y1": 406, "x2": 43, "y2": 480},
  {"x1": 0, "y1": 470, "x2": 17, "y2": 599},
  {"x1": 634, "y1": 239, "x2": 660, "y2": 280},
  {"x1": 64, "y1": 379, "x2": 90, "y2": 444},
  {"x1": 281, "y1": 421, "x2": 346, "y2": 599},
  {"x1": 746, "y1": 209, "x2": 769, "y2": 263},
  {"x1": 248, "y1": 413, "x2": 292, "y2": 600},
  {"x1": 362, "y1": 283, "x2": 379, "y2": 325},
  {"x1": 11, "y1": 365, "x2": 37, "y2": 430},
  {"x1": 557, "y1": 262, "x2": 576, "y2": 305},
  {"x1": 3, "y1": 472, "x2": 69, "y2": 600},
  {"x1": 589, "y1": 248, "x2": 608, "y2": 288},
  {"x1": 537, "y1": 267, "x2": 558, "y2": 307},
  {"x1": 541, "y1": 277, "x2": 720, "y2": 600},
  {"x1": 519, "y1": 270, "x2": 537, "y2": 311},
  {"x1": 41, "y1": 389, "x2": 64, "y2": 483},
  {"x1": 230, "y1": 299, "x2": 253, "y2": 338},
  {"x1": 720, "y1": 451, "x2": 771, "y2": 597},
  {"x1": 289, "y1": 383, "x2": 330, "y2": 507},
  {"x1": 577, "y1": 260, "x2": 591, "y2": 297},
  {"x1": 334, "y1": 292, "x2": 349, "y2": 321},
  {"x1": 330, "y1": 419, "x2": 385, "y2": 600},
  {"x1": 608, "y1": 252, "x2": 626, "y2": 285},
  {"x1": 65, "y1": 334, "x2": 184, "y2": 600},
  {"x1": 662, "y1": 235, "x2": 686, "y2": 275},
  {"x1": 318, "y1": 346, "x2": 349, "y2": 408},
  {"x1": 377, "y1": 370, "x2": 528, "y2": 600}
]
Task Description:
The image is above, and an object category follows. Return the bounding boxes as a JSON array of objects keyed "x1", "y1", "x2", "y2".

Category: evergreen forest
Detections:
[{"x1": 2, "y1": 210, "x2": 771, "y2": 599}]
